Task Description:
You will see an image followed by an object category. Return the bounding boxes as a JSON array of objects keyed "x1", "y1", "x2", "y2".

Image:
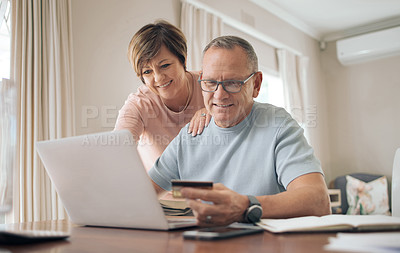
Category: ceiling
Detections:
[{"x1": 251, "y1": 0, "x2": 400, "y2": 41}]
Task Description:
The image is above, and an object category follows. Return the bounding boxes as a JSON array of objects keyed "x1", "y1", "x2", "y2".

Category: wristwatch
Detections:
[{"x1": 244, "y1": 195, "x2": 263, "y2": 223}]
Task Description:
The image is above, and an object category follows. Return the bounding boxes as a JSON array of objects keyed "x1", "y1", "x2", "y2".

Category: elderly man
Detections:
[{"x1": 149, "y1": 36, "x2": 331, "y2": 226}]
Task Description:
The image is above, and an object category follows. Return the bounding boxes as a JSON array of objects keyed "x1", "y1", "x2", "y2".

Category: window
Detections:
[
  {"x1": 0, "y1": 0, "x2": 11, "y2": 224},
  {"x1": 254, "y1": 67, "x2": 284, "y2": 108},
  {"x1": 0, "y1": 0, "x2": 10, "y2": 80}
]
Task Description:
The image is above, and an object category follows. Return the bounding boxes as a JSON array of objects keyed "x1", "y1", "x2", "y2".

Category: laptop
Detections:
[{"x1": 36, "y1": 130, "x2": 197, "y2": 230}]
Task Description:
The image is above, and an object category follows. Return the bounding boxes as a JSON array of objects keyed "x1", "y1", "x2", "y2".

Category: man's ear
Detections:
[{"x1": 252, "y1": 71, "x2": 263, "y2": 98}]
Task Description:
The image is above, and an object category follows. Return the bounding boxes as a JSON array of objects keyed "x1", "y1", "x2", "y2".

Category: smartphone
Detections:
[
  {"x1": 171, "y1": 180, "x2": 213, "y2": 198},
  {"x1": 183, "y1": 226, "x2": 263, "y2": 240}
]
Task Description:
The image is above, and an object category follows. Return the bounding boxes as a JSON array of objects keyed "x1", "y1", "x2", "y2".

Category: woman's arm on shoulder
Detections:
[{"x1": 187, "y1": 71, "x2": 211, "y2": 136}]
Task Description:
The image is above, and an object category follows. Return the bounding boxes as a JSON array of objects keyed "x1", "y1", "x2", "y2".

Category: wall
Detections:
[
  {"x1": 71, "y1": 0, "x2": 181, "y2": 136},
  {"x1": 321, "y1": 42, "x2": 400, "y2": 182}
]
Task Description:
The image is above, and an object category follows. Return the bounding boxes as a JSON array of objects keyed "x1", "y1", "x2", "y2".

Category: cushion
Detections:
[
  {"x1": 332, "y1": 173, "x2": 384, "y2": 214},
  {"x1": 346, "y1": 175, "x2": 390, "y2": 215}
]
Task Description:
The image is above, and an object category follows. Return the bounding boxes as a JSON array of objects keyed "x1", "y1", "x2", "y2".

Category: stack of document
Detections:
[
  {"x1": 325, "y1": 232, "x2": 400, "y2": 252},
  {"x1": 159, "y1": 199, "x2": 193, "y2": 216}
]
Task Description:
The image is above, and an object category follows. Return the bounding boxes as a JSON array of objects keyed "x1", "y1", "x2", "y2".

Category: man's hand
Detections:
[
  {"x1": 180, "y1": 183, "x2": 249, "y2": 226},
  {"x1": 187, "y1": 108, "x2": 211, "y2": 137}
]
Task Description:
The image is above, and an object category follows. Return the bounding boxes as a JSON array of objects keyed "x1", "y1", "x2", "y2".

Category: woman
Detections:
[{"x1": 114, "y1": 20, "x2": 210, "y2": 171}]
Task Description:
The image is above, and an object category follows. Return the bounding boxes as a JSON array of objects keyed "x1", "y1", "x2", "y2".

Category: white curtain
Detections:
[
  {"x1": 277, "y1": 49, "x2": 310, "y2": 139},
  {"x1": 8, "y1": 0, "x2": 74, "y2": 223},
  {"x1": 180, "y1": 1, "x2": 222, "y2": 71}
]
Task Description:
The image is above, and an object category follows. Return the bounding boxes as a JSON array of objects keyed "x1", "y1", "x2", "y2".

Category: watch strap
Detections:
[{"x1": 247, "y1": 195, "x2": 261, "y2": 207}]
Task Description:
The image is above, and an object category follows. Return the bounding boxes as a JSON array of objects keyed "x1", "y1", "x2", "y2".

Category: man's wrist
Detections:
[{"x1": 240, "y1": 194, "x2": 250, "y2": 222}]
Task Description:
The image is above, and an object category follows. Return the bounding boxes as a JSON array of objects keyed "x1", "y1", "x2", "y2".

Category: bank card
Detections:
[{"x1": 171, "y1": 180, "x2": 213, "y2": 198}]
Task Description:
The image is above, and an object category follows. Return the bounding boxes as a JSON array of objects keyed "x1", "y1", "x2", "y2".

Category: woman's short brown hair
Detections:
[{"x1": 128, "y1": 20, "x2": 187, "y2": 80}]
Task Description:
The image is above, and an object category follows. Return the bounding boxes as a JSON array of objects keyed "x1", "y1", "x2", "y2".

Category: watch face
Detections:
[{"x1": 247, "y1": 206, "x2": 263, "y2": 223}]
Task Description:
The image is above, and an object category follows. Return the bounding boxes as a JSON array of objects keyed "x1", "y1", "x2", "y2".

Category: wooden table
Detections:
[{"x1": 0, "y1": 220, "x2": 344, "y2": 253}]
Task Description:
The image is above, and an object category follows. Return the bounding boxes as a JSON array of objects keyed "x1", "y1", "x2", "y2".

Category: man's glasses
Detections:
[{"x1": 198, "y1": 72, "x2": 256, "y2": 93}]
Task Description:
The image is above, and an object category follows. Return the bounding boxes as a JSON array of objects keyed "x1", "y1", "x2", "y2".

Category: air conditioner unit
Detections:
[{"x1": 336, "y1": 26, "x2": 400, "y2": 66}]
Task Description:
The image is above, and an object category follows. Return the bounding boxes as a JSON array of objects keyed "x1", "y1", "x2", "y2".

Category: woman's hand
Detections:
[{"x1": 188, "y1": 108, "x2": 211, "y2": 136}]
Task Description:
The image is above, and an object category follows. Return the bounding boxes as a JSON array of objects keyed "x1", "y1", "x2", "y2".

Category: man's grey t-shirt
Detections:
[{"x1": 149, "y1": 102, "x2": 323, "y2": 196}]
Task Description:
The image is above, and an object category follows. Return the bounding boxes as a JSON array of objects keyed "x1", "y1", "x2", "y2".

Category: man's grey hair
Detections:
[{"x1": 203, "y1": 36, "x2": 258, "y2": 72}]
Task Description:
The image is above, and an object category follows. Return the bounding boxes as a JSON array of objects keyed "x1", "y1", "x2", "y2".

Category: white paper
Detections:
[{"x1": 324, "y1": 232, "x2": 400, "y2": 253}]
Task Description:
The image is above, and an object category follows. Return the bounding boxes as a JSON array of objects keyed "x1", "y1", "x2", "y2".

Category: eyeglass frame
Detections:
[{"x1": 198, "y1": 72, "x2": 257, "y2": 93}]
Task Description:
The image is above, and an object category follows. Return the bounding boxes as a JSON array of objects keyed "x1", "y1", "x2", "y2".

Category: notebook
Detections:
[{"x1": 36, "y1": 130, "x2": 197, "y2": 230}]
